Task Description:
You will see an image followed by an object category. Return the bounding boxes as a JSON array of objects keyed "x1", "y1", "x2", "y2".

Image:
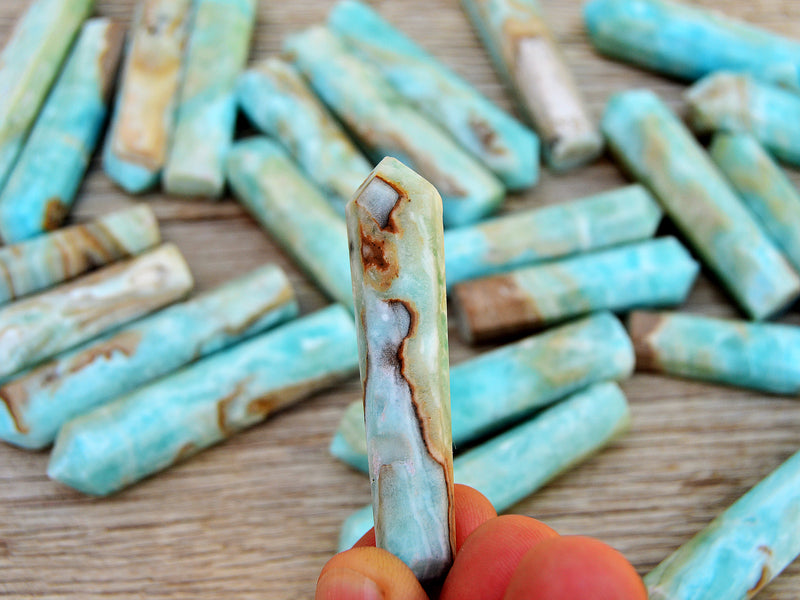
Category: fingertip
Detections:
[
  {"x1": 453, "y1": 484, "x2": 497, "y2": 551},
  {"x1": 316, "y1": 567, "x2": 384, "y2": 600},
  {"x1": 503, "y1": 535, "x2": 647, "y2": 600},
  {"x1": 317, "y1": 547, "x2": 428, "y2": 600},
  {"x1": 441, "y1": 515, "x2": 559, "y2": 600}
]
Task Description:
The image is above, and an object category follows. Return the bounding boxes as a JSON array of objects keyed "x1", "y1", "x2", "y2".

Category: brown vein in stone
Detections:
[{"x1": 0, "y1": 387, "x2": 27, "y2": 434}]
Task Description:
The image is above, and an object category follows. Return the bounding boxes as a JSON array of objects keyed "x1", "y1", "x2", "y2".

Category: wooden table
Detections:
[{"x1": 2, "y1": 0, "x2": 800, "y2": 597}]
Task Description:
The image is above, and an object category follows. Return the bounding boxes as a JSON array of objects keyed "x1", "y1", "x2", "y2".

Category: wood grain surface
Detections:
[{"x1": 2, "y1": 0, "x2": 800, "y2": 598}]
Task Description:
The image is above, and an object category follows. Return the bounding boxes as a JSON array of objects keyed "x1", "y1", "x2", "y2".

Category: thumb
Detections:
[{"x1": 316, "y1": 547, "x2": 428, "y2": 600}]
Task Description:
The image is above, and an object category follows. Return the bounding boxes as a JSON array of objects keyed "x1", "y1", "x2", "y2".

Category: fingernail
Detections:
[{"x1": 316, "y1": 568, "x2": 384, "y2": 600}]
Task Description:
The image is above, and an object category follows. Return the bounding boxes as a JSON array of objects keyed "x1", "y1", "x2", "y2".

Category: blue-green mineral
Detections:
[
  {"x1": 163, "y1": 0, "x2": 256, "y2": 197},
  {"x1": 0, "y1": 265, "x2": 298, "y2": 450},
  {"x1": 453, "y1": 237, "x2": 699, "y2": 343},
  {"x1": 687, "y1": 72, "x2": 800, "y2": 168},
  {"x1": 602, "y1": 89, "x2": 800, "y2": 320},
  {"x1": 285, "y1": 26, "x2": 505, "y2": 228},
  {"x1": 630, "y1": 310, "x2": 800, "y2": 395},
  {"x1": 0, "y1": 244, "x2": 193, "y2": 382},
  {"x1": 347, "y1": 157, "x2": 455, "y2": 582},
  {"x1": 0, "y1": 0, "x2": 94, "y2": 190},
  {"x1": 102, "y1": 0, "x2": 192, "y2": 193},
  {"x1": 226, "y1": 137, "x2": 353, "y2": 310},
  {"x1": 646, "y1": 449, "x2": 800, "y2": 599},
  {"x1": 329, "y1": 0, "x2": 539, "y2": 190},
  {"x1": 460, "y1": 0, "x2": 603, "y2": 171},
  {"x1": 48, "y1": 305, "x2": 359, "y2": 496},
  {"x1": 584, "y1": 0, "x2": 800, "y2": 90},
  {"x1": 0, "y1": 18, "x2": 125, "y2": 242},
  {"x1": 331, "y1": 311, "x2": 634, "y2": 473},
  {"x1": 236, "y1": 58, "x2": 372, "y2": 215},
  {"x1": 711, "y1": 132, "x2": 800, "y2": 275},
  {"x1": 0, "y1": 205, "x2": 160, "y2": 306},
  {"x1": 443, "y1": 185, "x2": 661, "y2": 289},
  {"x1": 339, "y1": 381, "x2": 631, "y2": 550}
]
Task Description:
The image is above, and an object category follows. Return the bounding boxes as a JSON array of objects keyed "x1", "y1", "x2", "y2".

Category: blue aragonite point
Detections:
[
  {"x1": 347, "y1": 157, "x2": 455, "y2": 582},
  {"x1": 687, "y1": 72, "x2": 800, "y2": 168},
  {"x1": 584, "y1": 0, "x2": 800, "y2": 90},
  {"x1": 460, "y1": 0, "x2": 602, "y2": 171},
  {"x1": 48, "y1": 305, "x2": 359, "y2": 496},
  {"x1": 102, "y1": 0, "x2": 192, "y2": 193},
  {"x1": 0, "y1": 205, "x2": 160, "y2": 306},
  {"x1": 645, "y1": 449, "x2": 800, "y2": 599},
  {"x1": 454, "y1": 237, "x2": 698, "y2": 343},
  {"x1": 630, "y1": 311, "x2": 800, "y2": 395},
  {"x1": 711, "y1": 132, "x2": 800, "y2": 275},
  {"x1": 0, "y1": 0, "x2": 94, "y2": 190},
  {"x1": 236, "y1": 58, "x2": 372, "y2": 215},
  {"x1": 338, "y1": 382, "x2": 631, "y2": 550},
  {"x1": 285, "y1": 26, "x2": 505, "y2": 228},
  {"x1": 329, "y1": 0, "x2": 539, "y2": 190},
  {"x1": 0, "y1": 19, "x2": 125, "y2": 242},
  {"x1": 163, "y1": 0, "x2": 256, "y2": 197},
  {"x1": 331, "y1": 311, "x2": 634, "y2": 472},
  {"x1": 226, "y1": 138, "x2": 353, "y2": 311},
  {"x1": 602, "y1": 89, "x2": 800, "y2": 320},
  {"x1": 443, "y1": 184, "x2": 662, "y2": 289},
  {"x1": 0, "y1": 265, "x2": 298, "y2": 449},
  {"x1": 0, "y1": 244, "x2": 193, "y2": 382}
]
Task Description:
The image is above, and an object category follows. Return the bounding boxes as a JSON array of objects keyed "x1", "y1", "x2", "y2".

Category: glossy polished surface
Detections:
[
  {"x1": 0, "y1": 205, "x2": 159, "y2": 306},
  {"x1": 0, "y1": 0, "x2": 93, "y2": 189},
  {"x1": 226, "y1": 137, "x2": 354, "y2": 310},
  {"x1": 0, "y1": 265, "x2": 297, "y2": 449},
  {"x1": 286, "y1": 26, "x2": 505, "y2": 228},
  {"x1": 585, "y1": 0, "x2": 800, "y2": 90},
  {"x1": 0, "y1": 244, "x2": 193, "y2": 381},
  {"x1": 330, "y1": 0, "x2": 539, "y2": 190},
  {"x1": 163, "y1": 0, "x2": 256, "y2": 197},
  {"x1": 0, "y1": 18, "x2": 124, "y2": 242},
  {"x1": 347, "y1": 157, "x2": 455, "y2": 581},
  {"x1": 48, "y1": 305, "x2": 359, "y2": 496},
  {"x1": 602, "y1": 89, "x2": 800, "y2": 320}
]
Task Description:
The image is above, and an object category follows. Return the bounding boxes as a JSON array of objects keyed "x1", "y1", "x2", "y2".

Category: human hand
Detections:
[{"x1": 317, "y1": 485, "x2": 647, "y2": 600}]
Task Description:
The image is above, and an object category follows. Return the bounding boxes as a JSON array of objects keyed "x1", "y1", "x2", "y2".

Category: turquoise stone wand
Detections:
[
  {"x1": 0, "y1": 205, "x2": 160, "y2": 306},
  {"x1": 0, "y1": 0, "x2": 94, "y2": 190},
  {"x1": 646, "y1": 449, "x2": 800, "y2": 599},
  {"x1": 602, "y1": 89, "x2": 800, "y2": 320},
  {"x1": 629, "y1": 311, "x2": 800, "y2": 395},
  {"x1": 237, "y1": 58, "x2": 372, "y2": 216},
  {"x1": 443, "y1": 184, "x2": 661, "y2": 289},
  {"x1": 711, "y1": 132, "x2": 800, "y2": 275},
  {"x1": 0, "y1": 244, "x2": 193, "y2": 382},
  {"x1": 103, "y1": 0, "x2": 192, "y2": 193},
  {"x1": 226, "y1": 138, "x2": 353, "y2": 310},
  {"x1": 163, "y1": 0, "x2": 256, "y2": 197},
  {"x1": 460, "y1": 0, "x2": 603, "y2": 171},
  {"x1": 585, "y1": 0, "x2": 800, "y2": 91},
  {"x1": 687, "y1": 72, "x2": 800, "y2": 168},
  {"x1": 48, "y1": 305, "x2": 359, "y2": 496},
  {"x1": 453, "y1": 237, "x2": 699, "y2": 344},
  {"x1": 286, "y1": 26, "x2": 504, "y2": 228},
  {"x1": 347, "y1": 157, "x2": 456, "y2": 581},
  {"x1": 0, "y1": 265, "x2": 297, "y2": 450},
  {"x1": 0, "y1": 18, "x2": 125, "y2": 242},
  {"x1": 329, "y1": 0, "x2": 540, "y2": 190}
]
